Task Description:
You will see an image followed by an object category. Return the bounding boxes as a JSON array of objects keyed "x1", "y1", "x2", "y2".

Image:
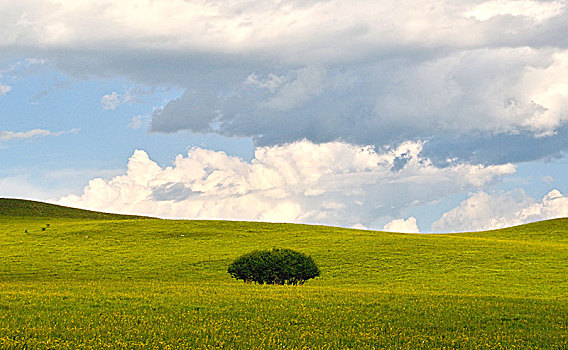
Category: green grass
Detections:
[
  {"x1": 1, "y1": 198, "x2": 567, "y2": 349},
  {"x1": 0, "y1": 198, "x2": 146, "y2": 220}
]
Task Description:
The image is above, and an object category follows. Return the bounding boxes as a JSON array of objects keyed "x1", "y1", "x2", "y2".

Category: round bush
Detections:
[{"x1": 228, "y1": 248, "x2": 320, "y2": 285}]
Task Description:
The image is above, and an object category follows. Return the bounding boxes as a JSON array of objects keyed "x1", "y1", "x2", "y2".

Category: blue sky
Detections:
[{"x1": 1, "y1": 0, "x2": 567, "y2": 232}]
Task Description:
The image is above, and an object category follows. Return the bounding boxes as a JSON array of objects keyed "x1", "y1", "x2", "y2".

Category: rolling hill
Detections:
[
  {"x1": 0, "y1": 198, "x2": 147, "y2": 220},
  {"x1": 0, "y1": 198, "x2": 566, "y2": 349}
]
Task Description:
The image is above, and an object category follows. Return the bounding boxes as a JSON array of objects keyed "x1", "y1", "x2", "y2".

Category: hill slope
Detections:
[
  {"x1": 0, "y1": 198, "x2": 566, "y2": 349},
  {"x1": 0, "y1": 198, "x2": 147, "y2": 220}
]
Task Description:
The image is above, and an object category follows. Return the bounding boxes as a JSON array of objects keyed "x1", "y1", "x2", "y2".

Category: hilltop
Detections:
[
  {"x1": 2, "y1": 197, "x2": 567, "y2": 236},
  {"x1": 0, "y1": 198, "x2": 147, "y2": 220}
]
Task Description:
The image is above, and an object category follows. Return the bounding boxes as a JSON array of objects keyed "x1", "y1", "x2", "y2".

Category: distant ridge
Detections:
[
  {"x1": 0, "y1": 198, "x2": 148, "y2": 220},
  {"x1": 1, "y1": 198, "x2": 567, "y2": 237}
]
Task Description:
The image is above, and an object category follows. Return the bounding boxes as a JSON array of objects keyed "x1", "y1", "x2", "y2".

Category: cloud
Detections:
[
  {"x1": 0, "y1": 128, "x2": 79, "y2": 142},
  {"x1": 541, "y1": 175, "x2": 554, "y2": 184},
  {"x1": 0, "y1": 58, "x2": 47, "y2": 98},
  {"x1": 2, "y1": 1, "x2": 568, "y2": 164},
  {"x1": 0, "y1": 83, "x2": 11, "y2": 96},
  {"x1": 432, "y1": 189, "x2": 568, "y2": 232},
  {"x1": 146, "y1": 47, "x2": 568, "y2": 165},
  {"x1": 244, "y1": 73, "x2": 287, "y2": 94},
  {"x1": 128, "y1": 115, "x2": 149, "y2": 130},
  {"x1": 148, "y1": 47, "x2": 568, "y2": 166},
  {"x1": 383, "y1": 217, "x2": 420, "y2": 233},
  {"x1": 0, "y1": 167, "x2": 122, "y2": 202},
  {"x1": 2, "y1": 0, "x2": 565, "y2": 60},
  {"x1": 101, "y1": 92, "x2": 122, "y2": 110},
  {"x1": 260, "y1": 66, "x2": 326, "y2": 111},
  {"x1": 58, "y1": 140, "x2": 515, "y2": 228},
  {"x1": 101, "y1": 88, "x2": 149, "y2": 110},
  {"x1": 465, "y1": 0, "x2": 566, "y2": 22}
]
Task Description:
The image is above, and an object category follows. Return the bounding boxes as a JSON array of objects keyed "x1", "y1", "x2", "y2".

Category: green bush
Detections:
[{"x1": 228, "y1": 248, "x2": 320, "y2": 285}]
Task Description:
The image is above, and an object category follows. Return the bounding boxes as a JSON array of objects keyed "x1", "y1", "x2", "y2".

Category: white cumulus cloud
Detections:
[
  {"x1": 58, "y1": 140, "x2": 515, "y2": 228},
  {"x1": 383, "y1": 217, "x2": 420, "y2": 233},
  {"x1": 432, "y1": 189, "x2": 568, "y2": 232}
]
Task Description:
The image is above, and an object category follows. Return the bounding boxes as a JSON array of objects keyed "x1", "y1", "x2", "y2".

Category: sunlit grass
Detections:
[{"x1": 0, "y1": 199, "x2": 567, "y2": 348}]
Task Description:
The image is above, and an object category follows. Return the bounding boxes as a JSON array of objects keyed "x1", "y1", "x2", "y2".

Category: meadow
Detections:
[{"x1": 0, "y1": 199, "x2": 566, "y2": 349}]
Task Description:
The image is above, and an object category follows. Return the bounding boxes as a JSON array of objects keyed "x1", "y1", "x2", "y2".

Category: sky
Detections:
[{"x1": 1, "y1": 0, "x2": 568, "y2": 233}]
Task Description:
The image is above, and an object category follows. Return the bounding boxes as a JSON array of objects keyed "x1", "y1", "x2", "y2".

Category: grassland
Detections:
[{"x1": 0, "y1": 199, "x2": 567, "y2": 349}]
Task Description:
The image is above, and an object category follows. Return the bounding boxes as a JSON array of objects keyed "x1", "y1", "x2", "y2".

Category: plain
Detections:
[{"x1": 0, "y1": 199, "x2": 567, "y2": 349}]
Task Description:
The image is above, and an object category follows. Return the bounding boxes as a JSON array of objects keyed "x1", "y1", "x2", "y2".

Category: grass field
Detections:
[{"x1": 0, "y1": 199, "x2": 567, "y2": 349}]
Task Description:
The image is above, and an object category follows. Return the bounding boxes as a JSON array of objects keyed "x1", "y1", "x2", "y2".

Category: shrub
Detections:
[{"x1": 228, "y1": 248, "x2": 320, "y2": 285}]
